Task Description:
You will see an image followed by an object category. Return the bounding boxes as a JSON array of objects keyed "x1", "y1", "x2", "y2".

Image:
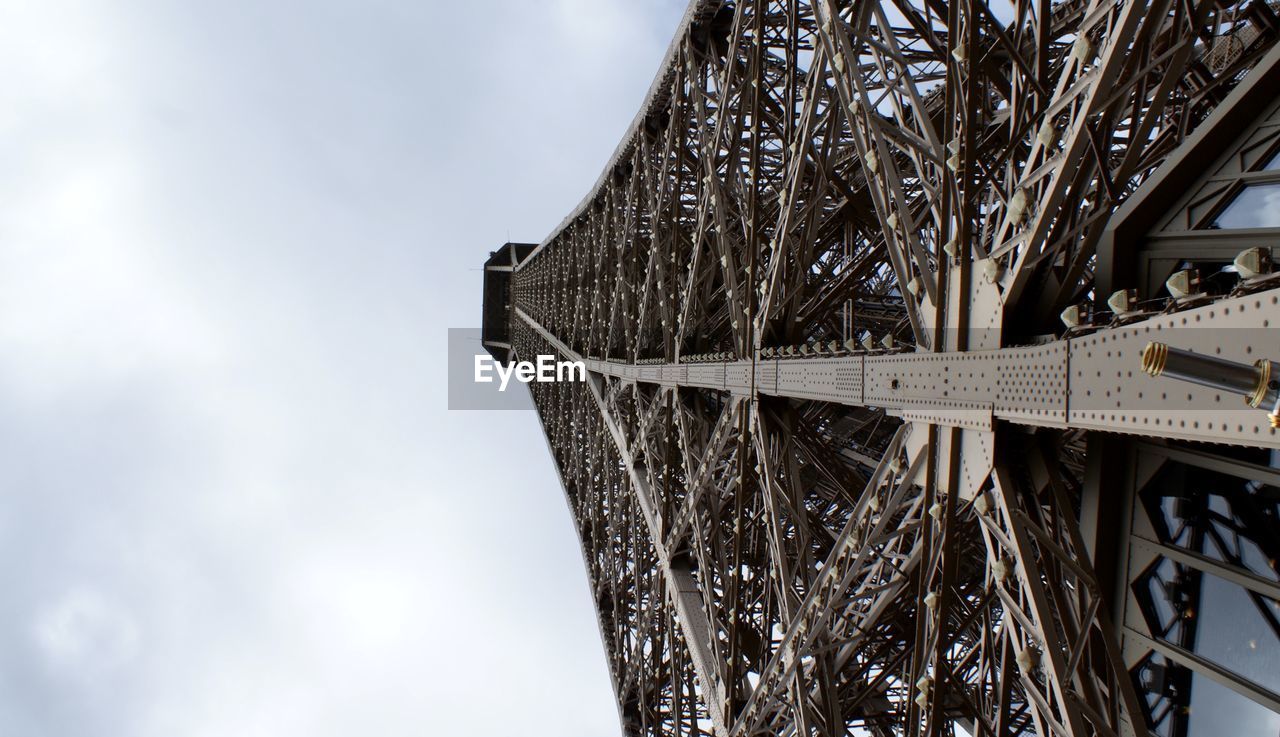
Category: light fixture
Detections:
[
  {"x1": 1060, "y1": 303, "x2": 1083, "y2": 329},
  {"x1": 1165, "y1": 269, "x2": 1201, "y2": 299},
  {"x1": 1106, "y1": 288, "x2": 1136, "y2": 316},
  {"x1": 1235, "y1": 247, "x2": 1273, "y2": 279}
]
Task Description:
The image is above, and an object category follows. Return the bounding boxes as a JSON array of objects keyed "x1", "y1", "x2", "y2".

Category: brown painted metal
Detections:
[{"x1": 488, "y1": 0, "x2": 1280, "y2": 734}]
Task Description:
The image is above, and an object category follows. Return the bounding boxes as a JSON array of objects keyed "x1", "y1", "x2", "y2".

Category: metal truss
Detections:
[{"x1": 489, "y1": 0, "x2": 1280, "y2": 734}]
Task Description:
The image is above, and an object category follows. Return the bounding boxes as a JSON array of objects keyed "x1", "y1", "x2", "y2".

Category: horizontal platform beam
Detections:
[{"x1": 518, "y1": 286, "x2": 1280, "y2": 450}]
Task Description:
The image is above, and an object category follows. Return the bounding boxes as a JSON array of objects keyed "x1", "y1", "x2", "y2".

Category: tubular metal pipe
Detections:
[{"x1": 1142, "y1": 342, "x2": 1279, "y2": 410}]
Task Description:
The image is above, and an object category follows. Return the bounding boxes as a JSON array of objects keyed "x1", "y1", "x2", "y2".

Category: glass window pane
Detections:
[
  {"x1": 1141, "y1": 462, "x2": 1280, "y2": 584},
  {"x1": 1187, "y1": 668, "x2": 1280, "y2": 736},
  {"x1": 1136, "y1": 653, "x2": 1191, "y2": 737},
  {"x1": 1129, "y1": 653, "x2": 1280, "y2": 737},
  {"x1": 1194, "y1": 573, "x2": 1280, "y2": 693},
  {"x1": 1211, "y1": 184, "x2": 1280, "y2": 229},
  {"x1": 1136, "y1": 456, "x2": 1280, "y2": 733},
  {"x1": 1265, "y1": 149, "x2": 1280, "y2": 171}
]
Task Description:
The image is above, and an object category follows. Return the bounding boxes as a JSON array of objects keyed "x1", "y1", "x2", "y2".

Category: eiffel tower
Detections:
[{"x1": 481, "y1": 1, "x2": 1280, "y2": 734}]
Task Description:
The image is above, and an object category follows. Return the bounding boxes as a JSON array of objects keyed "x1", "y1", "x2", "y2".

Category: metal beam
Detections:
[{"x1": 519, "y1": 286, "x2": 1280, "y2": 450}]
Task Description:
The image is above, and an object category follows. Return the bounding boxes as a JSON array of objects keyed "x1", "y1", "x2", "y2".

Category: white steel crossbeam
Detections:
[
  {"x1": 581, "y1": 370, "x2": 734, "y2": 736},
  {"x1": 519, "y1": 287, "x2": 1280, "y2": 451}
]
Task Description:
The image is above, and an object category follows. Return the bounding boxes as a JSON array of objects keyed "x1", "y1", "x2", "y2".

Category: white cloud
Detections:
[
  {"x1": 33, "y1": 587, "x2": 140, "y2": 674},
  {"x1": 553, "y1": 0, "x2": 658, "y2": 54},
  {"x1": 0, "y1": 1, "x2": 685, "y2": 735},
  {"x1": 0, "y1": 146, "x2": 229, "y2": 403}
]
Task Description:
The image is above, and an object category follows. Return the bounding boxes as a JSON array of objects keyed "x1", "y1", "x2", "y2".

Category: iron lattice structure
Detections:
[{"x1": 481, "y1": 0, "x2": 1280, "y2": 735}]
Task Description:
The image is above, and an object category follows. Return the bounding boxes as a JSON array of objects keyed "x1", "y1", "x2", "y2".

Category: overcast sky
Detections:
[{"x1": 0, "y1": 1, "x2": 686, "y2": 734}]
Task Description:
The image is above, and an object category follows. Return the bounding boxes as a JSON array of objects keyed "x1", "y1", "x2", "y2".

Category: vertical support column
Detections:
[{"x1": 583, "y1": 372, "x2": 732, "y2": 735}]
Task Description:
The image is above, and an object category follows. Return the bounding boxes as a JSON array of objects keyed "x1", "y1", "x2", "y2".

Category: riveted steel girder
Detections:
[{"x1": 491, "y1": 0, "x2": 1280, "y2": 734}]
